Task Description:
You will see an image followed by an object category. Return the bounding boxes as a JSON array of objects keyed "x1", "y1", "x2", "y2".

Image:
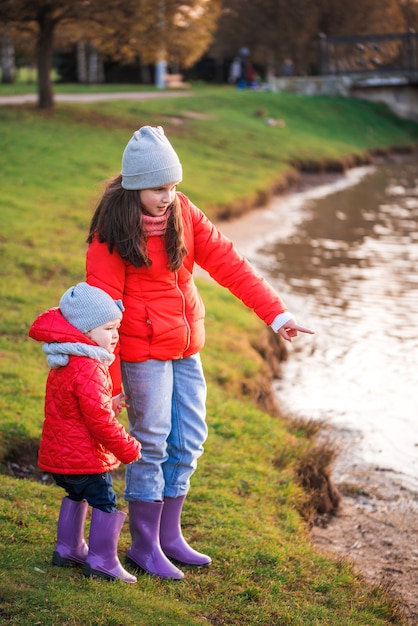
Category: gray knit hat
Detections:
[
  {"x1": 121, "y1": 126, "x2": 183, "y2": 190},
  {"x1": 59, "y1": 283, "x2": 124, "y2": 333}
]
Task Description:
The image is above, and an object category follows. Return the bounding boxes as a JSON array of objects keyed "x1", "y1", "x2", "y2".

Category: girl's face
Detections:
[
  {"x1": 86, "y1": 319, "x2": 121, "y2": 353},
  {"x1": 139, "y1": 183, "x2": 178, "y2": 217}
]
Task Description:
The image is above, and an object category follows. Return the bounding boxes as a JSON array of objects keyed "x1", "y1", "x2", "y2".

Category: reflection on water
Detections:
[{"x1": 257, "y1": 158, "x2": 418, "y2": 492}]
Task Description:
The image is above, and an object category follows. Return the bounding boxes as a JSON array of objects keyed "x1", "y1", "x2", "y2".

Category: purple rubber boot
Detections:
[
  {"x1": 160, "y1": 496, "x2": 211, "y2": 567},
  {"x1": 126, "y1": 500, "x2": 184, "y2": 579},
  {"x1": 52, "y1": 497, "x2": 89, "y2": 567},
  {"x1": 83, "y1": 508, "x2": 137, "y2": 583}
]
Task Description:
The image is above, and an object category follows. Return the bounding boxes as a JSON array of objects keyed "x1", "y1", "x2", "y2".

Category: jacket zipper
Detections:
[{"x1": 175, "y1": 272, "x2": 191, "y2": 356}]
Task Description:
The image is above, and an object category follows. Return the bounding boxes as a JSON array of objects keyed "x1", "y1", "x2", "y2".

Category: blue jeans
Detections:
[
  {"x1": 122, "y1": 354, "x2": 208, "y2": 502},
  {"x1": 51, "y1": 472, "x2": 117, "y2": 513}
]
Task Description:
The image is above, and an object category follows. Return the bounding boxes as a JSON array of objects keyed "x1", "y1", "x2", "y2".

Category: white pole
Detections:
[
  {"x1": 155, "y1": 0, "x2": 166, "y2": 88},
  {"x1": 156, "y1": 58, "x2": 166, "y2": 88}
]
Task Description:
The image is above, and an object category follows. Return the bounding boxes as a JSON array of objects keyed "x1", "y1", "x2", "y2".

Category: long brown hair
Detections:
[{"x1": 87, "y1": 174, "x2": 187, "y2": 270}]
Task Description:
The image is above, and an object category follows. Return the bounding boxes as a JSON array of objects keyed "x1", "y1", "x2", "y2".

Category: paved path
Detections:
[{"x1": 0, "y1": 90, "x2": 192, "y2": 105}]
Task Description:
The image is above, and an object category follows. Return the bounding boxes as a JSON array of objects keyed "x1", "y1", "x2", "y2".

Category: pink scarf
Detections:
[{"x1": 142, "y1": 210, "x2": 170, "y2": 237}]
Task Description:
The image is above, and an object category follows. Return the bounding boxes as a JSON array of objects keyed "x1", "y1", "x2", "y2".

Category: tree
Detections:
[
  {"x1": 315, "y1": 0, "x2": 406, "y2": 72},
  {"x1": 1, "y1": 24, "x2": 15, "y2": 83},
  {"x1": 0, "y1": 0, "x2": 222, "y2": 108},
  {"x1": 209, "y1": 0, "x2": 317, "y2": 77},
  {"x1": 400, "y1": 0, "x2": 418, "y2": 31},
  {"x1": 90, "y1": 0, "x2": 222, "y2": 82},
  {"x1": 0, "y1": 0, "x2": 107, "y2": 108},
  {"x1": 210, "y1": 0, "x2": 408, "y2": 77}
]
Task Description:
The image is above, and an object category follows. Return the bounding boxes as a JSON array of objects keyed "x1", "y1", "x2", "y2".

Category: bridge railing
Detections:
[{"x1": 319, "y1": 30, "x2": 418, "y2": 75}]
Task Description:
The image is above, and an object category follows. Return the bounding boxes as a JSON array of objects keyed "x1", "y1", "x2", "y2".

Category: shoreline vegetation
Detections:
[{"x1": 1, "y1": 85, "x2": 418, "y2": 624}]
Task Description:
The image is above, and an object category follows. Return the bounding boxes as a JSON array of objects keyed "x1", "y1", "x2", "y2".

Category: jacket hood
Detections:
[{"x1": 28, "y1": 307, "x2": 96, "y2": 347}]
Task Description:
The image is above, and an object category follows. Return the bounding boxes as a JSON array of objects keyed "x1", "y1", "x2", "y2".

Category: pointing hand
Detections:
[{"x1": 278, "y1": 319, "x2": 315, "y2": 342}]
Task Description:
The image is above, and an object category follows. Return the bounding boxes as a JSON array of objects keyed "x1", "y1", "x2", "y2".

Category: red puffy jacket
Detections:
[
  {"x1": 29, "y1": 307, "x2": 140, "y2": 474},
  {"x1": 86, "y1": 192, "x2": 288, "y2": 394}
]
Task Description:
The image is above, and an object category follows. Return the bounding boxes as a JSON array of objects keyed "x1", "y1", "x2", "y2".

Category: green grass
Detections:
[
  {"x1": 1, "y1": 85, "x2": 417, "y2": 219},
  {"x1": 0, "y1": 86, "x2": 415, "y2": 624}
]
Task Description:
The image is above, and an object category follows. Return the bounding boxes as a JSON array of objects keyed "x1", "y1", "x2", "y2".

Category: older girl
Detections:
[{"x1": 86, "y1": 126, "x2": 313, "y2": 579}]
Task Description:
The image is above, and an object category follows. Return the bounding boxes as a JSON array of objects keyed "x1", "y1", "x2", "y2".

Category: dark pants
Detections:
[{"x1": 52, "y1": 472, "x2": 117, "y2": 513}]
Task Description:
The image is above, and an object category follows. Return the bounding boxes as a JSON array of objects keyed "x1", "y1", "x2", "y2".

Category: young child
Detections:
[
  {"x1": 86, "y1": 126, "x2": 314, "y2": 580},
  {"x1": 29, "y1": 282, "x2": 141, "y2": 583}
]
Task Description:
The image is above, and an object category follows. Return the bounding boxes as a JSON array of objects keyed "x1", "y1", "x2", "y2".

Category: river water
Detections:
[{"x1": 213, "y1": 156, "x2": 418, "y2": 494}]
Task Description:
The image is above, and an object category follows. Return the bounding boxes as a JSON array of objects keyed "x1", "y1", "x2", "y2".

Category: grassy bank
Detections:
[{"x1": 0, "y1": 86, "x2": 416, "y2": 624}]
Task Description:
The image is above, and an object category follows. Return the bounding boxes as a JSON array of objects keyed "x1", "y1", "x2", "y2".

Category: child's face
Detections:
[
  {"x1": 86, "y1": 319, "x2": 121, "y2": 353},
  {"x1": 139, "y1": 183, "x2": 178, "y2": 217}
]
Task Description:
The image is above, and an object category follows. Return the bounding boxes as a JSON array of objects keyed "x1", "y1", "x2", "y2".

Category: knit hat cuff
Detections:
[
  {"x1": 59, "y1": 283, "x2": 124, "y2": 334},
  {"x1": 122, "y1": 163, "x2": 183, "y2": 190}
]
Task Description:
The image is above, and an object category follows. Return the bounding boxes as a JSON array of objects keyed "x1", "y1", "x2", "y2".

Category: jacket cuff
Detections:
[{"x1": 270, "y1": 311, "x2": 294, "y2": 333}]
